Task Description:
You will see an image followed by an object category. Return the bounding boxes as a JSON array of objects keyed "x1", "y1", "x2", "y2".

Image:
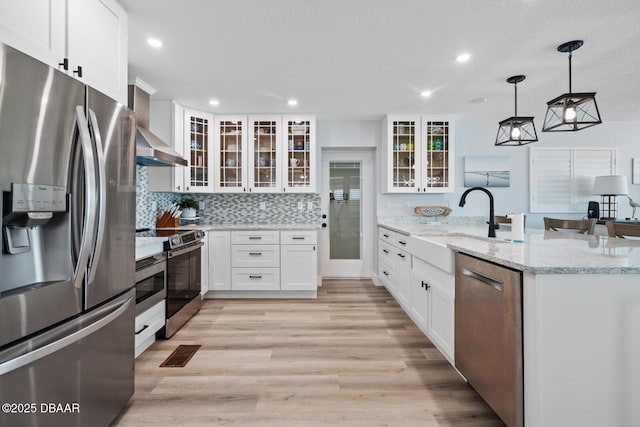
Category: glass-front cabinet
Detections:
[
  {"x1": 283, "y1": 115, "x2": 316, "y2": 193},
  {"x1": 214, "y1": 115, "x2": 247, "y2": 192},
  {"x1": 421, "y1": 118, "x2": 452, "y2": 191},
  {"x1": 248, "y1": 116, "x2": 281, "y2": 193},
  {"x1": 183, "y1": 108, "x2": 214, "y2": 192},
  {"x1": 383, "y1": 115, "x2": 454, "y2": 193}
]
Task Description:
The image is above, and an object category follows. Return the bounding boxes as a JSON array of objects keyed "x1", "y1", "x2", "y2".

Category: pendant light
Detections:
[
  {"x1": 495, "y1": 75, "x2": 538, "y2": 146},
  {"x1": 542, "y1": 40, "x2": 601, "y2": 132}
]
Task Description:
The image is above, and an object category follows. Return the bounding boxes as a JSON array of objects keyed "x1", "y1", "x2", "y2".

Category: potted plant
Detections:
[{"x1": 178, "y1": 198, "x2": 199, "y2": 218}]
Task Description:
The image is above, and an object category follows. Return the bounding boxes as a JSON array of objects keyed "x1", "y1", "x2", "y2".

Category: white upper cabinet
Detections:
[
  {"x1": 183, "y1": 108, "x2": 215, "y2": 192},
  {"x1": 66, "y1": 0, "x2": 128, "y2": 103},
  {"x1": 0, "y1": 0, "x2": 127, "y2": 104},
  {"x1": 214, "y1": 115, "x2": 248, "y2": 193},
  {"x1": 0, "y1": 0, "x2": 66, "y2": 66},
  {"x1": 248, "y1": 116, "x2": 282, "y2": 193},
  {"x1": 282, "y1": 116, "x2": 317, "y2": 193},
  {"x1": 382, "y1": 115, "x2": 454, "y2": 193}
]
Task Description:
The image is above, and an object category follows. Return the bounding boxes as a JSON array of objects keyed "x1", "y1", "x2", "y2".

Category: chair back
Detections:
[
  {"x1": 494, "y1": 215, "x2": 511, "y2": 224},
  {"x1": 605, "y1": 221, "x2": 640, "y2": 238},
  {"x1": 543, "y1": 217, "x2": 596, "y2": 234}
]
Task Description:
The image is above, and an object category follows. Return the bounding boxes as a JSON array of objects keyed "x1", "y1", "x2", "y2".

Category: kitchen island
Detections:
[{"x1": 378, "y1": 219, "x2": 640, "y2": 427}]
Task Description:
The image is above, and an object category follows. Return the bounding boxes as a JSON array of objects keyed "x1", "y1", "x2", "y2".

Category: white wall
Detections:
[{"x1": 317, "y1": 118, "x2": 640, "y2": 228}]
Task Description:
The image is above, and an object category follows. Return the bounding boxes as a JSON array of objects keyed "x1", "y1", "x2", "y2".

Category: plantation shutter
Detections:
[{"x1": 530, "y1": 148, "x2": 616, "y2": 213}]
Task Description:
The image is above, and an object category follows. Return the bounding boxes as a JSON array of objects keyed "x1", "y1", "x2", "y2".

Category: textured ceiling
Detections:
[{"x1": 120, "y1": 0, "x2": 640, "y2": 120}]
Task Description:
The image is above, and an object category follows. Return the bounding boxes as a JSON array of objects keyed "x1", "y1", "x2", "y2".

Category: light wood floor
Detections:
[{"x1": 114, "y1": 280, "x2": 503, "y2": 426}]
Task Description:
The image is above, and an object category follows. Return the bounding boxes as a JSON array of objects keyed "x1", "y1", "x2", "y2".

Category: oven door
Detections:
[
  {"x1": 135, "y1": 254, "x2": 166, "y2": 316},
  {"x1": 166, "y1": 244, "x2": 202, "y2": 318}
]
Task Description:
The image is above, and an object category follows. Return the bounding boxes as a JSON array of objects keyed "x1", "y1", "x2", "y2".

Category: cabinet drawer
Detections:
[
  {"x1": 378, "y1": 258, "x2": 397, "y2": 291},
  {"x1": 134, "y1": 300, "x2": 165, "y2": 358},
  {"x1": 231, "y1": 230, "x2": 280, "y2": 244},
  {"x1": 232, "y1": 268, "x2": 280, "y2": 291},
  {"x1": 378, "y1": 227, "x2": 400, "y2": 244},
  {"x1": 281, "y1": 230, "x2": 317, "y2": 244},
  {"x1": 232, "y1": 244, "x2": 280, "y2": 268},
  {"x1": 378, "y1": 240, "x2": 397, "y2": 267}
]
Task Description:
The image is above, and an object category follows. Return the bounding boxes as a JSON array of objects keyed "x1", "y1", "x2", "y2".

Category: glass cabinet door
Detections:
[
  {"x1": 215, "y1": 116, "x2": 247, "y2": 192},
  {"x1": 283, "y1": 116, "x2": 316, "y2": 193},
  {"x1": 249, "y1": 117, "x2": 280, "y2": 192},
  {"x1": 422, "y1": 119, "x2": 452, "y2": 191},
  {"x1": 390, "y1": 120, "x2": 418, "y2": 191},
  {"x1": 183, "y1": 109, "x2": 213, "y2": 192}
]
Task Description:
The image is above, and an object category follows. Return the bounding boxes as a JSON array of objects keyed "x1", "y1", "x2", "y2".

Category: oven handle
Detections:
[
  {"x1": 167, "y1": 241, "x2": 204, "y2": 259},
  {"x1": 135, "y1": 260, "x2": 166, "y2": 283}
]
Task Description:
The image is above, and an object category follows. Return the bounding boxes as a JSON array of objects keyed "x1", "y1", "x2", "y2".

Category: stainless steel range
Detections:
[{"x1": 135, "y1": 229, "x2": 204, "y2": 338}]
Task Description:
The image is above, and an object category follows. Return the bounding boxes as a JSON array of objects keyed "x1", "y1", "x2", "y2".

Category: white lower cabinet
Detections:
[
  {"x1": 377, "y1": 226, "x2": 455, "y2": 365},
  {"x1": 411, "y1": 255, "x2": 455, "y2": 363},
  {"x1": 281, "y1": 244, "x2": 317, "y2": 291},
  {"x1": 205, "y1": 229, "x2": 317, "y2": 297},
  {"x1": 134, "y1": 300, "x2": 165, "y2": 359}
]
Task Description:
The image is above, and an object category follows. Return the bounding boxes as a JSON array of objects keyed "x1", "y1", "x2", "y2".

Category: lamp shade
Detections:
[{"x1": 593, "y1": 175, "x2": 628, "y2": 195}]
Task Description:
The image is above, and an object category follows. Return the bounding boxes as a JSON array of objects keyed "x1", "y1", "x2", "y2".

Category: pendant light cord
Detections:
[
  {"x1": 514, "y1": 83, "x2": 518, "y2": 116},
  {"x1": 568, "y1": 52, "x2": 572, "y2": 93}
]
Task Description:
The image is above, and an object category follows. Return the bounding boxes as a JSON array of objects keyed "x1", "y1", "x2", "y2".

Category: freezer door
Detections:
[
  {"x1": 0, "y1": 289, "x2": 135, "y2": 427},
  {"x1": 85, "y1": 87, "x2": 136, "y2": 309}
]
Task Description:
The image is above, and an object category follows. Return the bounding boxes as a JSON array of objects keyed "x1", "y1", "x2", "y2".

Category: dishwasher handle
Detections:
[{"x1": 462, "y1": 268, "x2": 503, "y2": 292}]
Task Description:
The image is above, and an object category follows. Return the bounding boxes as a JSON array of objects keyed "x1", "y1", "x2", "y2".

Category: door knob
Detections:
[{"x1": 321, "y1": 223, "x2": 327, "y2": 228}]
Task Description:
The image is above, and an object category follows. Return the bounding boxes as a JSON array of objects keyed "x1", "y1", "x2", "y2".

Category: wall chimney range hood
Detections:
[{"x1": 128, "y1": 79, "x2": 187, "y2": 166}]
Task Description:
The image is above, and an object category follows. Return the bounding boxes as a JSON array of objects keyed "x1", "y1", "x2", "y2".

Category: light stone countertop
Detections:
[{"x1": 378, "y1": 219, "x2": 640, "y2": 274}]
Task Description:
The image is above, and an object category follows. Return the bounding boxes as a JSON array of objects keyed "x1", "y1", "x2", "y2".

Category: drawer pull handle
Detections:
[
  {"x1": 249, "y1": 252, "x2": 262, "y2": 256},
  {"x1": 249, "y1": 275, "x2": 263, "y2": 279},
  {"x1": 292, "y1": 236, "x2": 305, "y2": 240},
  {"x1": 249, "y1": 236, "x2": 262, "y2": 240},
  {"x1": 397, "y1": 253, "x2": 405, "y2": 258},
  {"x1": 398, "y1": 240, "x2": 407, "y2": 245},
  {"x1": 382, "y1": 249, "x2": 389, "y2": 254},
  {"x1": 135, "y1": 324, "x2": 149, "y2": 335},
  {"x1": 421, "y1": 281, "x2": 431, "y2": 290},
  {"x1": 383, "y1": 271, "x2": 389, "y2": 276},
  {"x1": 383, "y1": 234, "x2": 390, "y2": 238}
]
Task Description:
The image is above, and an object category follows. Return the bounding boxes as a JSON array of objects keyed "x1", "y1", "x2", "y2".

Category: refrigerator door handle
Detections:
[
  {"x1": 73, "y1": 106, "x2": 98, "y2": 289},
  {"x1": 86, "y1": 108, "x2": 107, "y2": 285},
  {"x1": 0, "y1": 295, "x2": 133, "y2": 376}
]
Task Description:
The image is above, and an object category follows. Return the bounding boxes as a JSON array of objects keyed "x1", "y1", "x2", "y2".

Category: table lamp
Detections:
[{"x1": 593, "y1": 175, "x2": 628, "y2": 220}]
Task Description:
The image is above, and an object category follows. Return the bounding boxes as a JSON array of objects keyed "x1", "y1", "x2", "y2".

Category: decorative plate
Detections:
[{"x1": 414, "y1": 206, "x2": 452, "y2": 217}]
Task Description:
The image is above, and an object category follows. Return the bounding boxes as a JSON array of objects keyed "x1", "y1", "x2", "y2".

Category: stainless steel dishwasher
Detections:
[{"x1": 455, "y1": 253, "x2": 523, "y2": 427}]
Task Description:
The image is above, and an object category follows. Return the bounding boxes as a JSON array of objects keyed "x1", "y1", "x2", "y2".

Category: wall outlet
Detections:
[
  {"x1": 307, "y1": 201, "x2": 314, "y2": 211},
  {"x1": 297, "y1": 201, "x2": 304, "y2": 210},
  {"x1": 259, "y1": 201, "x2": 266, "y2": 210},
  {"x1": 403, "y1": 201, "x2": 411, "y2": 208}
]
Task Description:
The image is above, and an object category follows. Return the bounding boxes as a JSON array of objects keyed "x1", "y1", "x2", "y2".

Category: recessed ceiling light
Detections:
[
  {"x1": 288, "y1": 99, "x2": 298, "y2": 107},
  {"x1": 456, "y1": 53, "x2": 471, "y2": 63},
  {"x1": 209, "y1": 99, "x2": 219, "y2": 106},
  {"x1": 147, "y1": 38, "x2": 163, "y2": 48},
  {"x1": 420, "y1": 90, "x2": 432, "y2": 98}
]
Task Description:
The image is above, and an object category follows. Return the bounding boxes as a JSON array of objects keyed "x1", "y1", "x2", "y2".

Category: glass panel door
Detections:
[
  {"x1": 329, "y1": 162, "x2": 361, "y2": 260},
  {"x1": 218, "y1": 120, "x2": 244, "y2": 189},
  {"x1": 285, "y1": 119, "x2": 311, "y2": 189},
  {"x1": 187, "y1": 114, "x2": 210, "y2": 190},
  {"x1": 423, "y1": 120, "x2": 450, "y2": 188},
  {"x1": 392, "y1": 120, "x2": 417, "y2": 189},
  {"x1": 251, "y1": 119, "x2": 278, "y2": 191}
]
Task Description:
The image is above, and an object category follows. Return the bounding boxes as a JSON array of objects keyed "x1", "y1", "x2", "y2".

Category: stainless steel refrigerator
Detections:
[{"x1": 0, "y1": 43, "x2": 136, "y2": 427}]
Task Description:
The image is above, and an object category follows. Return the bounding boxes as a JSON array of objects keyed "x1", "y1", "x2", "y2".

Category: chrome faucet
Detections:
[{"x1": 458, "y1": 187, "x2": 499, "y2": 238}]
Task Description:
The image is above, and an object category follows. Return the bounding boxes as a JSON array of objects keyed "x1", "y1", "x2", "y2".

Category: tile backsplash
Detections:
[{"x1": 136, "y1": 166, "x2": 321, "y2": 228}]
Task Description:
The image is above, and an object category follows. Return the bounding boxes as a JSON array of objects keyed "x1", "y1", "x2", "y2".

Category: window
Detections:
[{"x1": 530, "y1": 147, "x2": 617, "y2": 213}]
